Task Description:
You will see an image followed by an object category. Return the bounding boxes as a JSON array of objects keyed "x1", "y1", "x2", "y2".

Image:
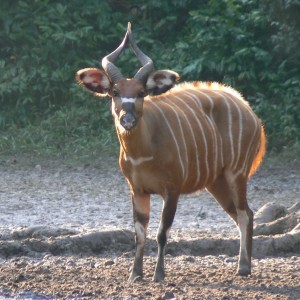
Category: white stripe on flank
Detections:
[
  {"x1": 148, "y1": 99, "x2": 185, "y2": 180},
  {"x1": 217, "y1": 89, "x2": 259, "y2": 176},
  {"x1": 223, "y1": 93, "x2": 244, "y2": 171},
  {"x1": 207, "y1": 90, "x2": 259, "y2": 176},
  {"x1": 211, "y1": 91, "x2": 242, "y2": 170},
  {"x1": 174, "y1": 94, "x2": 209, "y2": 185},
  {"x1": 162, "y1": 97, "x2": 189, "y2": 184},
  {"x1": 241, "y1": 116, "x2": 259, "y2": 176},
  {"x1": 202, "y1": 93, "x2": 225, "y2": 169},
  {"x1": 202, "y1": 91, "x2": 234, "y2": 169},
  {"x1": 185, "y1": 91, "x2": 220, "y2": 179},
  {"x1": 191, "y1": 90, "x2": 224, "y2": 168},
  {"x1": 168, "y1": 99, "x2": 201, "y2": 187},
  {"x1": 121, "y1": 97, "x2": 136, "y2": 103},
  {"x1": 239, "y1": 103, "x2": 260, "y2": 177},
  {"x1": 125, "y1": 155, "x2": 154, "y2": 166},
  {"x1": 211, "y1": 90, "x2": 259, "y2": 177},
  {"x1": 224, "y1": 96, "x2": 234, "y2": 168}
]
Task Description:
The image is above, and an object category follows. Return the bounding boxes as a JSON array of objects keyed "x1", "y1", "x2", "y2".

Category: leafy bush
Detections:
[
  {"x1": 171, "y1": 0, "x2": 300, "y2": 149},
  {"x1": 0, "y1": 0, "x2": 299, "y2": 156},
  {"x1": 0, "y1": 99, "x2": 119, "y2": 158},
  {"x1": 1, "y1": 0, "x2": 114, "y2": 127}
]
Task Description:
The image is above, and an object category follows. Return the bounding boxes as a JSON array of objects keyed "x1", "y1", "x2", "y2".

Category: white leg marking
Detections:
[
  {"x1": 135, "y1": 221, "x2": 146, "y2": 243},
  {"x1": 237, "y1": 209, "x2": 249, "y2": 262}
]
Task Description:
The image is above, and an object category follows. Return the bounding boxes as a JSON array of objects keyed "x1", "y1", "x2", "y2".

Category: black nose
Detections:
[
  {"x1": 120, "y1": 113, "x2": 137, "y2": 130},
  {"x1": 122, "y1": 102, "x2": 134, "y2": 111}
]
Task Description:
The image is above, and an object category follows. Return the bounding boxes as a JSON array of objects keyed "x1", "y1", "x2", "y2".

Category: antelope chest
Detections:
[{"x1": 120, "y1": 155, "x2": 165, "y2": 194}]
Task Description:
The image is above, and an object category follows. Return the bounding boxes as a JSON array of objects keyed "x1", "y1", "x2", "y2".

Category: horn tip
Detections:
[{"x1": 127, "y1": 22, "x2": 132, "y2": 36}]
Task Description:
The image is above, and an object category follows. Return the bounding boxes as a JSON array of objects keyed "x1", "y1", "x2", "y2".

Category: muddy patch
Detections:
[{"x1": 0, "y1": 158, "x2": 299, "y2": 299}]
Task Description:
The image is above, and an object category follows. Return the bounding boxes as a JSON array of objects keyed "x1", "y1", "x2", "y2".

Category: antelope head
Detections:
[{"x1": 76, "y1": 23, "x2": 179, "y2": 131}]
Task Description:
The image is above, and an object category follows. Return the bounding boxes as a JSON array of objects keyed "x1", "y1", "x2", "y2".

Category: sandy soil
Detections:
[{"x1": 0, "y1": 156, "x2": 299, "y2": 299}]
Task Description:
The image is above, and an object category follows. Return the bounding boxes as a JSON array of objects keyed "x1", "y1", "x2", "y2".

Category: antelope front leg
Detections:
[
  {"x1": 129, "y1": 192, "x2": 150, "y2": 282},
  {"x1": 153, "y1": 192, "x2": 179, "y2": 282}
]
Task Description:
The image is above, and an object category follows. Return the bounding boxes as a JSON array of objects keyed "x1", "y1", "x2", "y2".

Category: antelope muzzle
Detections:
[{"x1": 120, "y1": 102, "x2": 137, "y2": 131}]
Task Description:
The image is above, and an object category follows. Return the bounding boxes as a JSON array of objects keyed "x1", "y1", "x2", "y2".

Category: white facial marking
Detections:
[{"x1": 121, "y1": 97, "x2": 136, "y2": 103}]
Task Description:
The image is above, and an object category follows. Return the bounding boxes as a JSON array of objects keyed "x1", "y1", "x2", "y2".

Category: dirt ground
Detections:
[{"x1": 0, "y1": 156, "x2": 299, "y2": 299}]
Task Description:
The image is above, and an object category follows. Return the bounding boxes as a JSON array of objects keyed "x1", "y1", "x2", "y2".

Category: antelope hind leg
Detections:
[
  {"x1": 236, "y1": 207, "x2": 253, "y2": 276},
  {"x1": 207, "y1": 173, "x2": 252, "y2": 276},
  {"x1": 227, "y1": 174, "x2": 253, "y2": 276}
]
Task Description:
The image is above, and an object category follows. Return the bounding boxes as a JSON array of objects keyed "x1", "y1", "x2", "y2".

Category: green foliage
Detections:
[
  {"x1": 171, "y1": 0, "x2": 300, "y2": 149},
  {"x1": 0, "y1": 0, "x2": 299, "y2": 157},
  {"x1": 0, "y1": 0, "x2": 114, "y2": 127},
  {"x1": 0, "y1": 98, "x2": 119, "y2": 157}
]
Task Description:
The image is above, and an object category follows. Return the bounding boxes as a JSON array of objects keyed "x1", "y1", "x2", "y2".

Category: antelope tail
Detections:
[{"x1": 249, "y1": 125, "x2": 266, "y2": 177}]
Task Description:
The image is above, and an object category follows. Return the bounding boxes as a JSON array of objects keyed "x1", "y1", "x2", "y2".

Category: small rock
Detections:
[
  {"x1": 225, "y1": 257, "x2": 237, "y2": 263},
  {"x1": 185, "y1": 256, "x2": 195, "y2": 263},
  {"x1": 167, "y1": 282, "x2": 176, "y2": 287},
  {"x1": 207, "y1": 271, "x2": 217, "y2": 277},
  {"x1": 35, "y1": 164, "x2": 42, "y2": 171},
  {"x1": 14, "y1": 274, "x2": 26, "y2": 283},
  {"x1": 162, "y1": 291, "x2": 175, "y2": 299},
  {"x1": 254, "y1": 202, "x2": 287, "y2": 224},
  {"x1": 54, "y1": 171, "x2": 61, "y2": 178},
  {"x1": 104, "y1": 260, "x2": 114, "y2": 266}
]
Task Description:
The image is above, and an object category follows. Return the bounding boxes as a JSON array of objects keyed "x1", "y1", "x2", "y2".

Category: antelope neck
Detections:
[{"x1": 117, "y1": 117, "x2": 153, "y2": 162}]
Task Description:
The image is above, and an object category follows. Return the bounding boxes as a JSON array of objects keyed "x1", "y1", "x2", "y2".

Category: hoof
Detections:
[
  {"x1": 152, "y1": 272, "x2": 165, "y2": 282},
  {"x1": 237, "y1": 266, "x2": 251, "y2": 276},
  {"x1": 128, "y1": 272, "x2": 143, "y2": 282}
]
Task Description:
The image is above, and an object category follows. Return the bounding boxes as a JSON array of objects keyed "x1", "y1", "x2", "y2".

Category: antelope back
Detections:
[{"x1": 138, "y1": 82, "x2": 262, "y2": 192}]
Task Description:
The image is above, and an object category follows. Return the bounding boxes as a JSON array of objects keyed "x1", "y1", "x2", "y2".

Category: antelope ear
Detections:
[
  {"x1": 76, "y1": 68, "x2": 111, "y2": 96},
  {"x1": 146, "y1": 70, "x2": 179, "y2": 95}
]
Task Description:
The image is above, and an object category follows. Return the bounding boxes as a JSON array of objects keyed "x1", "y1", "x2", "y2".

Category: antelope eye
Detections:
[
  {"x1": 113, "y1": 90, "x2": 120, "y2": 97},
  {"x1": 138, "y1": 90, "x2": 146, "y2": 98}
]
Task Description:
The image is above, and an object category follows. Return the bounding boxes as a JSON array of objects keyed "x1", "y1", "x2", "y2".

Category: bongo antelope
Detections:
[{"x1": 76, "y1": 23, "x2": 266, "y2": 282}]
